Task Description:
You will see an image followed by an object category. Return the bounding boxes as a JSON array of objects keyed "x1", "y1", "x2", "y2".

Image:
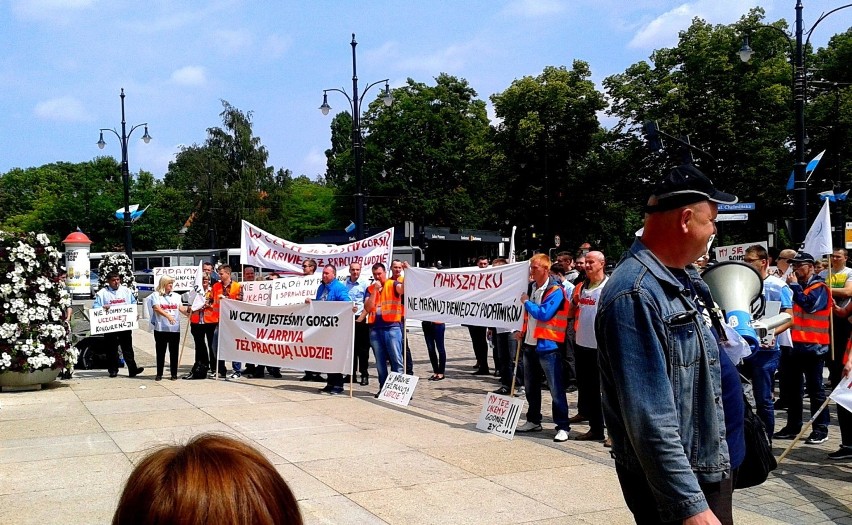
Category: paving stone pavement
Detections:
[{"x1": 1, "y1": 321, "x2": 850, "y2": 524}]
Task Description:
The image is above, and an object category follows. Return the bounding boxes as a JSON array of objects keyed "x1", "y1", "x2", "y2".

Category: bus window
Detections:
[{"x1": 149, "y1": 257, "x2": 164, "y2": 269}]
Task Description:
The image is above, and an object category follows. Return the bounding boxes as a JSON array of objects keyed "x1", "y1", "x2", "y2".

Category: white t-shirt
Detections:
[
  {"x1": 150, "y1": 291, "x2": 182, "y2": 333},
  {"x1": 574, "y1": 276, "x2": 608, "y2": 348},
  {"x1": 524, "y1": 280, "x2": 550, "y2": 347}
]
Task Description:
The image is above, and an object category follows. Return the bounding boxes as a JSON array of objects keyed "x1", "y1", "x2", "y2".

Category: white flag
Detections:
[
  {"x1": 803, "y1": 200, "x2": 833, "y2": 257},
  {"x1": 187, "y1": 260, "x2": 207, "y2": 311},
  {"x1": 508, "y1": 225, "x2": 517, "y2": 264}
]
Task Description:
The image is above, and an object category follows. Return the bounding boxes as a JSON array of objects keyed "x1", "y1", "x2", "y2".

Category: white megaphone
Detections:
[{"x1": 701, "y1": 261, "x2": 764, "y2": 350}]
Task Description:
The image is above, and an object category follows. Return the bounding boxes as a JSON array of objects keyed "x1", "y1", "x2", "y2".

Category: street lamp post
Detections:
[
  {"x1": 739, "y1": 1, "x2": 852, "y2": 245},
  {"x1": 320, "y1": 33, "x2": 393, "y2": 241},
  {"x1": 97, "y1": 88, "x2": 151, "y2": 262}
]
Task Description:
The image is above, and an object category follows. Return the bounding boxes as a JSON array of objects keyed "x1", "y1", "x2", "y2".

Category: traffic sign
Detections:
[
  {"x1": 716, "y1": 213, "x2": 749, "y2": 222},
  {"x1": 718, "y1": 202, "x2": 755, "y2": 211}
]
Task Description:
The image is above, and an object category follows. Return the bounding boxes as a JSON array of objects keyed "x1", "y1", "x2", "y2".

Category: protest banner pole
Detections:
[
  {"x1": 777, "y1": 397, "x2": 832, "y2": 464},
  {"x1": 176, "y1": 312, "x2": 192, "y2": 371},
  {"x1": 510, "y1": 337, "x2": 521, "y2": 396}
]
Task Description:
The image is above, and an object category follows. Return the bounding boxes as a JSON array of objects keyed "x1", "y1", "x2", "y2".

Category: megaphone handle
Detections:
[{"x1": 751, "y1": 294, "x2": 765, "y2": 316}]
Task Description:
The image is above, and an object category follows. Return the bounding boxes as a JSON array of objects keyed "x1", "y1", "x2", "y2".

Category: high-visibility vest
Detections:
[
  {"x1": 791, "y1": 281, "x2": 832, "y2": 345},
  {"x1": 190, "y1": 289, "x2": 217, "y2": 324},
  {"x1": 209, "y1": 280, "x2": 241, "y2": 323},
  {"x1": 522, "y1": 283, "x2": 569, "y2": 343},
  {"x1": 366, "y1": 279, "x2": 403, "y2": 324}
]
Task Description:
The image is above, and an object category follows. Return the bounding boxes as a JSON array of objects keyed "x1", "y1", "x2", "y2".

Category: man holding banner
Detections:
[
  {"x1": 364, "y1": 262, "x2": 404, "y2": 394},
  {"x1": 211, "y1": 265, "x2": 242, "y2": 378},
  {"x1": 345, "y1": 262, "x2": 371, "y2": 386},
  {"x1": 93, "y1": 272, "x2": 144, "y2": 378},
  {"x1": 515, "y1": 253, "x2": 571, "y2": 443},
  {"x1": 310, "y1": 265, "x2": 353, "y2": 395}
]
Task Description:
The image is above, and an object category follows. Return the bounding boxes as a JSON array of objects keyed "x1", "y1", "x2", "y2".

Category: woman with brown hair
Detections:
[{"x1": 113, "y1": 433, "x2": 303, "y2": 525}]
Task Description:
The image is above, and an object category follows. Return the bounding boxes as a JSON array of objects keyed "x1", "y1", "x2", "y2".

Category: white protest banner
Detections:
[
  {"x1": 240, "y1": 220, "x2": 394, "y2": 275},
  {"x1": 187, "y1": 261, "x2": 207, "y2": 311},
  {"x1": 89, "y1": 304, "x2": 138, "y2": 335},
  {"x1": 240, "y1": 275, "x2": 323, "y2": 306},
  {"x1": 153, "y1": 266, "x2": 197, "y2": 292},
  {"x1": 829, "y1": 374, "x2": 852, "y2": 414},
  {"x1": 476, "y1": 392, "x2": 525, "y2": 439},
  {"x1": 403, "y1": 262, "x2": 529, "y2": 329},
  {"x1": 217, "y1": 299, "x2": 353, "y2": 373},
  {"x1": 713, "y1": 241, "x2": 768, "y2": 262},
  {"x1": 377, "y1": 372, "x2": 418, "y2": 406}
]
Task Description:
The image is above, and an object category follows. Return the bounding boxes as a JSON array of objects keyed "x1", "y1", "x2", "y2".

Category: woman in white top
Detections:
[{"x1": 150, "y1": 275, "x2": 189, "y2": 381}]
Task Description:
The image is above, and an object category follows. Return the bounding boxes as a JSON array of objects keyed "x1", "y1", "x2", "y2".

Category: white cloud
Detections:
[
  {"x1": 502, "y1": 0, "x2": 567, "y2": 17},
  {"x1": 628, "y1": 0, "x2": 745, "y2": 50},
  {"x1": 262, "y1": 34, "x2": 292, "y2": 59},
  {"x1": 11, "y1": 0, "x2": 94, "y2": 21},
  {"x1": 212, "y1": 29, "x2": 254, "y2": 56},
  {"x1": 396, "y1": 41, "x2": 485, "y2": 75},
  {"x1": 34, "y1": 96, "x2": 91, "y2": 122},
  {"x1": 170, "y1": 66, "x2": 207, "y2": 86},
  {"x1": 302, "y1": 148, "x2": 327, "y2": 180}
]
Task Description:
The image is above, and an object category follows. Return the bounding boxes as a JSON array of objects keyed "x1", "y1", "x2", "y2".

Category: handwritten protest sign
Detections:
[
  {"x1": 217, "y1": 299, "x2": 353, "y2": 374},
  {"x1": 830, "y1": 374, "x2": 852, "y2": 414},
  {"x1": 240, "y1": 220, "x2": 393, "y2": 275},
  {"x1": 476, "y1": 393, "x2": 524, "y2": 439},
  {"x1": 153, "y1": 266, "x2": 197, "y2": 292},
  {"x1": 240, "y1": 276, "x2": 323, "y2": 306},
  {"x1": 377, "y1": 372, "x2": 418, "y2": 406},
  {"x1": 403, "y1": 262, "x2": 528, "y2": 329},
  {"x1": 713, "y1": 242, "x2": 767, "y2": 262},
  {"x1": 89, "y1": 304, "x2": 138, "y2": 335}
]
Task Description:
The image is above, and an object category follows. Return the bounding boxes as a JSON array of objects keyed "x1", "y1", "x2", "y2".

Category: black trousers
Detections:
[
  {"x1": 829, "y1": 314, "x2": 852, "y2": 387},
  {"x1": 105, "y1": 330, "x2": 136, "y2": 375},
  {"x1": 353, "y1": 320, "x2": 371, "y2": 376},
  {"x1": 467, "y1": 325, "x2": 489, "y2": 372},
  {"x1": 575, "y1": 344, "x2": 604, "y2": 434},
  {"x1": 154, "y1": 330, "x2": 180, "y2": 378},
  {"x1": 191, "y1": 322, "x2": 216, "y2": 369}
]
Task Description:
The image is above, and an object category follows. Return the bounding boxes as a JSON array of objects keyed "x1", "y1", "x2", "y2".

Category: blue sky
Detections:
[{"x1": 1, "y1": 0, "x2": 849, "y2": 181}]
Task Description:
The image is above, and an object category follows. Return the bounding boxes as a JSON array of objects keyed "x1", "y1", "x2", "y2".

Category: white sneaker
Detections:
[
  {"x1": 516, "y1": 421, "x2": 542, "y2": 432},
  {"x1": 553, "y1": 429, "x2": 569, "y2": 442},
  {"x1": 514, "y1": 386, "x2": 526, "y2": 397},
  {"x1": 228, "y1": 371, "x2": 242, "y2": 379}
]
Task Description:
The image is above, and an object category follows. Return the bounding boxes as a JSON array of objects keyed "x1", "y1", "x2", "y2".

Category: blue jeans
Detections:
[
  {"x1": 522, "y1": 345, "x2": 570, "y2": 430},
  {"x1": 787, "y1": 348, "x2": 829, "y2": 433},
  {"x1": 739, "y1": 350, "x2": 780, "y2": 435},
  {"x1": 370, "y1": 325, "x2": 403, "y2": 388}
]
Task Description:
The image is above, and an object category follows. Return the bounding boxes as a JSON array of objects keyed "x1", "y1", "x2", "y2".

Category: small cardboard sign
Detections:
[
  {"x1": 377, "y1": 372, "x2": 418, "y2": 406},
  {"x1": 89, "y1": 304, "x2": 138, "y2": 335},
  {"x1": 476, "y1": 392, "x2": 524, "y2": 439}
]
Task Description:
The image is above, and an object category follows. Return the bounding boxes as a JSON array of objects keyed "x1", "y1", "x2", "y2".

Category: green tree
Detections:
[
  {"x1": 325, "y1": 74, "x2": 495, "y2": 231},
  {"x1": 601, "y1": 8, "x2": 851, "y2": 246},
  {"x1": 491, "y1": 62, "x2": 608, "y2": 251}
]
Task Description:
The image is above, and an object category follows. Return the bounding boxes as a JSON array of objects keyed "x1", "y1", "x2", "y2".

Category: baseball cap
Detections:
[
  {"x1": 645, "y1": 164, "x2": 738, "y2": 213},
  {"x1": 790, "y1": 252, "x2": 816, "y2": 264}
]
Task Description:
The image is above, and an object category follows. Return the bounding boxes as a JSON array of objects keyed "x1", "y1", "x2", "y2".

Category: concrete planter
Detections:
[{"x1": 0, "y1": 368, "x2": 61, "y2": 392}]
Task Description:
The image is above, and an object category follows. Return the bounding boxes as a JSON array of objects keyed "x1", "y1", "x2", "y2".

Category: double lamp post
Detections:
[
  {"x1": 319, "y1": 33, "x2": 393, "y2": 241},
  {"x1": 97, "y1": 88, "x2": 151, "y2": 262},
  {"x1": 738, "y1": 1, "x2": 852, "y2": 245}
]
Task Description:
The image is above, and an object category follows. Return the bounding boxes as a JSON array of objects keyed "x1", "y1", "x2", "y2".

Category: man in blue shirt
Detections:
[
  {"x1": 345, "y1": 262, "x2": 371, "y2": 385},
  {"x1": 93, "y1": 272, "x2": 144, "y2": 378},
  {"x1": 310, "y1": 264, "x2": 352, "y2": 395},
  {"x1": 742, "y1": 244, "x2": 793, "y2": 437}
]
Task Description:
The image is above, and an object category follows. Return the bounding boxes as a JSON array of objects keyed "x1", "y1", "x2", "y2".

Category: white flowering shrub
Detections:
[
  {"x1": 96, "y1": 253, "x2": 137, "y2": 296},
  {"x1": 0, "y1": 231, "x2": 75, "y2": 373}
]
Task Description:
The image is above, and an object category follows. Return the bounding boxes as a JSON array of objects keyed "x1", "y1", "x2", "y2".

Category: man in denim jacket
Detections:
[{"x1": 596, "y1": 164, "x2": 737, "y2": 525}]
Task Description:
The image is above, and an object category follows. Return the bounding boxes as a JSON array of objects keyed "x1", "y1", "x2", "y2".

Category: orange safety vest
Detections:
[
  {"x1": 366, "y1": 279, "x2": 403, "y2": 324},
  {"x1": 209, "y1": 280, "x2": 241, "y2": 324},
  {"x1": 190, "y1": 289, "x2": 218, "y2": 324},
  {"x1": 791, "y1": 281, "x2": 832, "y2": 345},
  {"x1": 521, "y1": 283, "x2": 569, "y2": 343}
]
